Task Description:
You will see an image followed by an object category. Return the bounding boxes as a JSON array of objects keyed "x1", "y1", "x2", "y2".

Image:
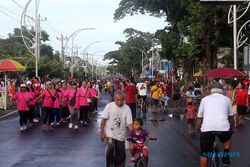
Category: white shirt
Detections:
[
  {"x1": 136, "y1": 82, "x2": 147, "y2": 96},
  {"x1": 198, "y1": 93, "x2": 233, "y2": 132},
  {"x1": 102, "y1": 102, "x2": 133, "y2": 141}
]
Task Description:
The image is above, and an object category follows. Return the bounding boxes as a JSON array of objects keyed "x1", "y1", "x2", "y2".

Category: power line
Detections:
[
  {"x1": 0, "y1": 4, "x2": 20, "y2": 17},
  {"x1": 0, "y1": 8, "x2": 19, "y2": 22},
  {"x1": 44, "y1": 19, "x2": 61, "y2": 36},
  {"x1": 11, "y1": 0, "x2": 23, "y2": 9}
]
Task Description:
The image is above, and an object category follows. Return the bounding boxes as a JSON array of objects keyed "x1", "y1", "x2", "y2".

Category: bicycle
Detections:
[
  {"x1": 208, "y1": 132, "x2": 231, "y2": 167},
  {"x1": 127, "y1": 137, "x2": 157, "y2": 167},
  {"x1": 137, "y1": 97, "x2": 147, "y2": 118}
]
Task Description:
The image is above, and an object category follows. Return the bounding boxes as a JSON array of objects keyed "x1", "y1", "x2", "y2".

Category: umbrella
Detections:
[
  {"x1": 0, "y1": 59, "x2": 26, "y2": 110},
  {"x1": 0, "y1": 59, "x2": 26, "y2": 72},
  {"x1": 204, "y1": 67, "x2": 246, "y2": 79}
]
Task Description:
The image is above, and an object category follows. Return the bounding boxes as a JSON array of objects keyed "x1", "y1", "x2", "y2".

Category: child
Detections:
[
  {"x1": 185, "y1": 98, "x2": 197, "y2": 134},
  {"x1": 160, "y1": 91, "x2": 170, "y2": 113},
  {"x1": 128, "y1": 118, "x2": 156, "y2": 163}
]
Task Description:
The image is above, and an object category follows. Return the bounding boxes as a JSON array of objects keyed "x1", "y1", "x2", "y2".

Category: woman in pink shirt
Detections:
[
  {"x1": 65, "y1": 82, "x2": 80, "y2": 129},
  {"x1": 36, "y1": 81, "x2": 56, "y2": 130},
  {"x1": 10, "y1": 84, "x2": 32, "y2": 132},
  {"x1": 60, "y1": 81, "x2": 70, "y2": 123},
  {"x1": 52, "y1": 83, "x2": 62, "y2": 126},
  {"x1": 87, "y1": 81, "x2": 98, "y2": 121},
  {"x1": 27, "y1": 81, "x2": 36, "y2": 125},
  {"x1": 78, "y1": 80, "x2": 91, "y2": 126}
]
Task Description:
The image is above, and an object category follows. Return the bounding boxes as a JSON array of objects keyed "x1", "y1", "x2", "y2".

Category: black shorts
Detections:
[
  {"x1": 237, "y1": 105, "x2": 247, "y2": 115},
  {"x1": 200, "y1": 131, "x2": 233, "y2": 157},
  {"x1": 138, "y1": 95, "x2": 147, "y2": 101},
  {"x1": 187, "y1": 119, "x2": 195, "y2": 124}
]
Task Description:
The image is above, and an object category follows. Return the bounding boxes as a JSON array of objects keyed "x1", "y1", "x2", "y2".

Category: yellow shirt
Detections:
[{"x1": 151, "y1": 85, "x2": 162, "y2": 100}]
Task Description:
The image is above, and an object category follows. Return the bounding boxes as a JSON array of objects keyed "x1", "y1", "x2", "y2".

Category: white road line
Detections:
[
  {"x1": 245, "y1": 117, "x2": 250, "y2": 121},
  {"x1": 0, "y1": 110, "x2": 18, "y2": 119}
]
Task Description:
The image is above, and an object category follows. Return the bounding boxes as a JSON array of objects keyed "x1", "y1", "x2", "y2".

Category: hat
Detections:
[
  {"x1": 26, "y1": 81, "x2": 32, "y2": 85},
  {"x1": 212, "y1": 82, "x2": 223, "y2": 90},
  {"x1": 46, "y1": 81, "x2": 52, "y2": 85},
  {"x1": 20, "y1": 84, "x2": 27, "y2": 88}
]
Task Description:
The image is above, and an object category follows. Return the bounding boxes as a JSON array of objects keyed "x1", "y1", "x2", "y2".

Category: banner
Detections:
[{"x1": 147, "y1": 68, "x2": 152, "y2": 78}]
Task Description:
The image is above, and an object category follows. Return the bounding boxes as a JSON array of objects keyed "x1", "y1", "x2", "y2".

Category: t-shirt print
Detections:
[{"x1": 113, "y1": 111, "x2": 122, "y2": 129}]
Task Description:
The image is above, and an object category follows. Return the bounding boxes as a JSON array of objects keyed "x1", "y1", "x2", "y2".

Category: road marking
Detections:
[
  {"x1": 245, "y1": 117, "x2": 250, "y2": 121},
  {"x1": 0, "y1": 110, "x2": 18, "y2": 119}
]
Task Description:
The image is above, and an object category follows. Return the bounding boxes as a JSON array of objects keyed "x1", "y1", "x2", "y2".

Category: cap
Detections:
[
  {"x1": 212, "y1": 82, "x2": 223, "y2": 90},
  {"x1": 71, "y1": 81, "x2": 78, "y2": 86},
  {"x1": 46, "y1": 81, "x2": 52, "y2": 85},
  {"x1": 20, "y1": 84, "x2": 27, "y2": 88},
  {"x1": 26, "y1": 81, "x2": 32, "y2": 85}
]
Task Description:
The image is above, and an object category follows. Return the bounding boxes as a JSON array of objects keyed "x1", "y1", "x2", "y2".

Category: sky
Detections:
[{"x1": 0, "y1": 0, "x2": 166, "y2": 65}]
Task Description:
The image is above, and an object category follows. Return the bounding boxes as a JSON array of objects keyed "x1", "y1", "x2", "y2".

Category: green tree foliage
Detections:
[
  {"x1": 0, "y1": 28, "x2": 69, "y2": 79},
  {"x1": 114, "y1": 0, "x2": 246, "y2": 85},
  {"x1": 104, "y1": 28, "x2": 153, "y2": 77}
]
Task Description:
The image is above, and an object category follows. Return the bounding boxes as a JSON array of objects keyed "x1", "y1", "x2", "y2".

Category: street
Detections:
[{"x1": 0, "y1": 94, "x2": 249, "y2": 167}]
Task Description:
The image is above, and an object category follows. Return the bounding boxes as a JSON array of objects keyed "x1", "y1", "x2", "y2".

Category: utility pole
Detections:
[
  {"x1": 34, "y1": 0, "x2": 39, "y2": 77},
  {"x1": 56, "y1": 34, "x2": 67, "y2": 64}
]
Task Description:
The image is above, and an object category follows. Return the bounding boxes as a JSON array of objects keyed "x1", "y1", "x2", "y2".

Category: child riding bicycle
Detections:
[
  {"x1": 128, "y1": 118, "x2": 156, "y2": 164},
  {"x1": 160, "y1": 91, "x2": 170, "y2": 113}
]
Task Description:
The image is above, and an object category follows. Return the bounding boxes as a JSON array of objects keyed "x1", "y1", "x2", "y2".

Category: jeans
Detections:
[
  {"x1": 105, "y1": 138, "x2": 126, "y2": 167},
  {"x1": 35, "y1": 103, "x2": 43, "y2": 118},
  {"x1": 43, "y1": 107, "x2": 53, "y2": 125},
  {"x1": 18, "y1": 110, "x2": 29, "y2": 126},
  {"x1": 68, "y1": 107, "x2": 79, "y2": 125},
  {"x1": 80, "y1": 106, "x2": 89, "y2": 122},
  {"x1": 52, "y1": 108, "x2": 61, "y2": 124}
]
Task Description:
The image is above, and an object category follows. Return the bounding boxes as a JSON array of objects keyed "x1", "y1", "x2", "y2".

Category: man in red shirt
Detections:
[{"x1": 124, "y1": 77, "x2": 137, "y2": 120}]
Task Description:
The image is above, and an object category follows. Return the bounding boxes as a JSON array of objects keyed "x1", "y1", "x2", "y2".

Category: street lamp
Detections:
[
  {"x1": 65, "y1": 28, "x2": 96, "y2": 78},
  {"x1": 130, "y1": 47, "x2": 147, "y2": 76}
]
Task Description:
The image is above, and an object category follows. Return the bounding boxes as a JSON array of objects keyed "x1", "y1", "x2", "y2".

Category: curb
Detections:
[{"x1": 0, "y1": 110, "x2": 18, "y2": 120}]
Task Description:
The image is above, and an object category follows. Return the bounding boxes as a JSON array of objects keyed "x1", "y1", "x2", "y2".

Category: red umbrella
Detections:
[
  {"x1": 0, "y1": 59, "x2": 26, "y2": 72},
  {"x1": 204, "y1": 67, "x2": 246, "y2": 79}
]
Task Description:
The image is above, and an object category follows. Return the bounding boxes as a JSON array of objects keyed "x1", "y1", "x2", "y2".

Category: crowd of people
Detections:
[{"x1": 10, "y1": 77, "x2": 101, "y2": 131}]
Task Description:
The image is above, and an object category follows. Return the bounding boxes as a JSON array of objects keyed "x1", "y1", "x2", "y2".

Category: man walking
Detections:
[{"x1": 100, "y1": 91, "x2": 133, "y2": 167}]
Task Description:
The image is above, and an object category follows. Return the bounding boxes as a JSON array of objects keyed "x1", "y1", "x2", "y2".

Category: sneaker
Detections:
[
  {"x1": 74, "y1": 125, "x2": 78, "y2": 129},
  {"x1": 130, "y1": 157, "x2": 136, "y2": 163},
  {"x1": 48, "y1": 125, "x2": 53, "y2": 130},
  {"x1": 33, "y1": 119, "x2": 39, "y2": 123},
  {"x1": 69, "y1": 123, "x2": 73, "y2": 129},
  {"x1": 42, "y1": 125, "x2": 47, "y2": 131},
  {"x1": 23, "y1": 125, "x2": 27, "y2": 130},
  {"x1": 51, "y1": 123, "x2": 54, "y2": 126},
  {"x1": 20, "y1": 126, "x2": 24, "y2": 131},
  {"x1": 84, "y1": 121, "x2": 88, "y2": 126},
  {"x1": 56, "y1": 122, "x2": 60, "y2": 126},
  {"x1": 80, "y1": 121, "x2": 84, "y2": 124}
]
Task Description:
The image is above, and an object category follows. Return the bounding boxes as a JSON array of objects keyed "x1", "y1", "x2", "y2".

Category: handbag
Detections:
[{"x1": 69, "y1": 90, "x2": 77, "y2": 107}]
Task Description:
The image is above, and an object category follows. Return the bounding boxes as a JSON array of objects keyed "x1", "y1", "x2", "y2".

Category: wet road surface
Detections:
[{"x1": 0, "y1": 95, "x2": 249, "y2": 167}]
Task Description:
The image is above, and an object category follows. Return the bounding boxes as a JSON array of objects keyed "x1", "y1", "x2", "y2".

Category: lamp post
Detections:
[
  {"x1": 130, "y1": 47, "x2": 147, "y2": 76},
  {"x1": 65, "y1": 28, "x2": 96, "y2": 78}
]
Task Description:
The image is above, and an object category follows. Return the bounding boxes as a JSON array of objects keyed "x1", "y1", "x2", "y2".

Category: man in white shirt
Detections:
[
  {"x1": 136, "y1": 81, "x2": 147, "y2": 101},
  {"x1": 197, "y1": 82, "x2": 234, "y2": 167},
  {"x1": 100, "y1": 91, "x2": 133, "y2": 167}
]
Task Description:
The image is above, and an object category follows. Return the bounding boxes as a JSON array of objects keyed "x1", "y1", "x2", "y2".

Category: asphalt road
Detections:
[{"x1": 0, "y1": 94, "x2": 249, "y2": 167}]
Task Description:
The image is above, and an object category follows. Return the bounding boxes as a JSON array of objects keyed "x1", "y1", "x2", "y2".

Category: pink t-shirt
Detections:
[
  {"x1": 88, "y1": 88, "x2": 96, "y2": 98},
  {"x1": 27, "y1": 91, "x2": 36, "y2": 106},
  {"x1": 60, "y1": 88, "x2": 69, "y2": 107},
  {"x1": 12, "y1": 91, "x2": 32, "y2": 111},
  {"x1": 77, "y1": 88, "x2": 90, "y2": 106},
  {"x1": 66, "y1": 89, "x2": 79, "y2": 109},
  {"x1": 42, "y1": 89, "x2": 56, "y2": 108},
  {"x1": 53, "y1": 91, "x2": 62, "y2": 109}
]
